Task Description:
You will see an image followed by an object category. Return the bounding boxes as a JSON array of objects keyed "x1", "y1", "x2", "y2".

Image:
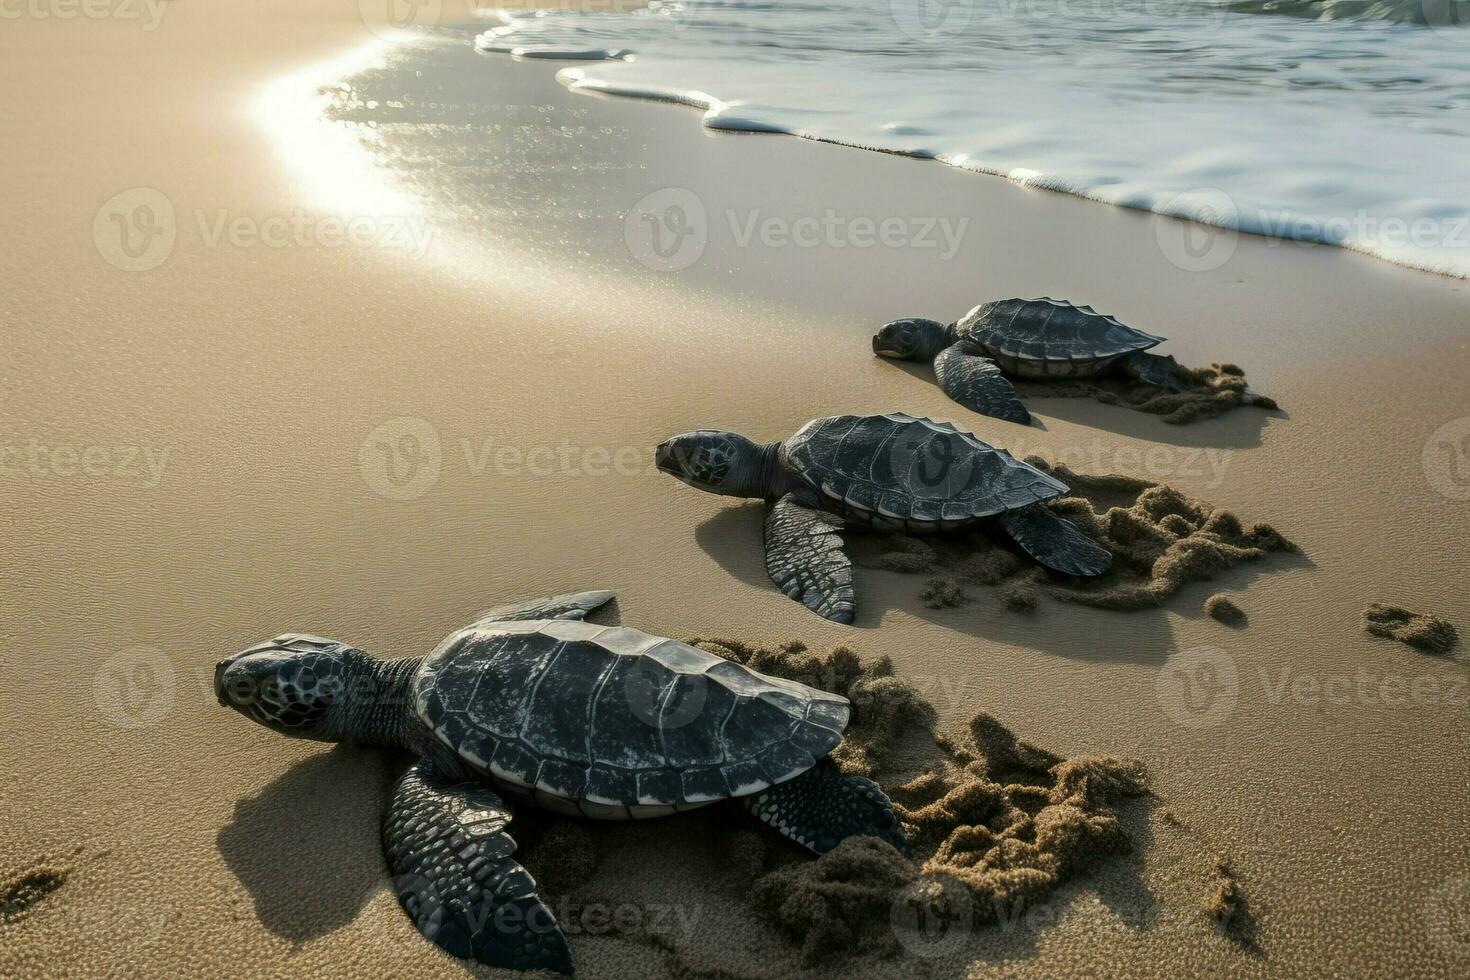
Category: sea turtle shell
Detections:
[
  {"x1": 781, "y1": 413, "x2": 1067, "y2": 532},
  {"x1": 960, "y1": 297, "x2": 1165, "y2": 379},
  {"x1": 412, "y1": 620, "x2": 850, "y2": 819}
]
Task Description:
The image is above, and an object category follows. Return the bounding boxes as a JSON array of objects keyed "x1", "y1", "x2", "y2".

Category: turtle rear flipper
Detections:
[
  {"x1": 996, "y1": 504, "x2": 1112, "y2": 577},
  {"x1": 764, "y1": 494, "x2": 856, "y2": 624},
  {"x1": 470, "y1": 590, "x2": 615, "y2": 626},
  {"x1": 934, "y1": 345, "x2": 1031, "y2": 425},
  {"x1": 744, "y1": 758, "x2": 906, "y2": 855},
  {"x1": 383, "y1": 759, "x2": 572, "y2": 974},
  {"x1": 1119, "y1": 350, "x2": 1187, "y2": 391}
]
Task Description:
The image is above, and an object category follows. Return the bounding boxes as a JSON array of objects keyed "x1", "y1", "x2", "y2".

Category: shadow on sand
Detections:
[{"x1": 216, "y1": 744, "x2": 403, "y2": 945}]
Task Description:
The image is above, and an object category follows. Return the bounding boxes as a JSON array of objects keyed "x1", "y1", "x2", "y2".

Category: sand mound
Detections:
[
  {"x1": 1205, "y1": 594, "x2": 1247, "y2": 627},
  {"x1": 1202, "y1": 854, "x2": 1257, "y2": 949},
  {"x1": 852, "y1": 460, "x2": 1295, "y2": 615},
  {"x1": 1015, "y1": 363, "x2": 1277, "y2": 425},
  {"x1": 1363, "y1": 604, "x2": 1458, "y2": 655},
  {"x1": 688, "y1": 640, "x2": 1151, "y2": 965}
]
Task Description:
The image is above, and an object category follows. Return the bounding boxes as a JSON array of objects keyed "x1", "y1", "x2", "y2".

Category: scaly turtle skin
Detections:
[
  {"x1": 656, "y1": 413, "x2": 1111, "y2": 623},
  {"x1": 215, "y1": 592, "x2": 904, "y2": 974},
  {"x1": 872, "y1": 297, "x2": 1186, "y2": 425}
]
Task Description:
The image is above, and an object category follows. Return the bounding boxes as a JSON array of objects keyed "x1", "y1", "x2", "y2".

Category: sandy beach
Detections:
[{"x1": 3, "y1": 4, "x2": 1469, "y2": 978}]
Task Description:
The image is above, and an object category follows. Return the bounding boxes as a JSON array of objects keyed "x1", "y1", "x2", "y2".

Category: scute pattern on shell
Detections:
[
  {"x1": 412, "y1": 621, "x2": 851, "y2": 813},
  {"x1": 781, "y1": 413, "x2": 1067, "y2": 527},
  {"x1": 961, "y1": 298, "x2": 1164, "y2": 367}
]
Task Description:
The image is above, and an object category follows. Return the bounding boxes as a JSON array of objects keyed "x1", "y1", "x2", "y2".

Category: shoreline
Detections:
[{"x1": 3, "y1": 11, "x2": 1470, "y2": 979}]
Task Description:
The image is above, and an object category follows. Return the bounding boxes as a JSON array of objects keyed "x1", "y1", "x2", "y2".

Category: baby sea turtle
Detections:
[
  {"x1": 215, "y1": 591, "x2": 903, "y2": 973},
  {"x1": 656, "y1": 412, "x2": 1111, "y2": 623},
  {"x1": 871, "y1": 297, "x2": 1189, "y2": 424}
]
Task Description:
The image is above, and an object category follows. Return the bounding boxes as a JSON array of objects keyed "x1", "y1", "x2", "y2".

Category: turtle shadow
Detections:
[
  {"x1": 1020, "y1": 390, "x2": 1283, "y2": 450},
  {"x1": 693, "y1": 505, "x2": 1166, "y2": 661},
  {"x1": 216, "y1": 744, "x2": 403, "y2": 945},
  {"x1": 871, "y1": 358, "x2": 1281, "y2": 448},
  {"x1": 693, "y1": 501, "x2": 772, "y2": 592}
]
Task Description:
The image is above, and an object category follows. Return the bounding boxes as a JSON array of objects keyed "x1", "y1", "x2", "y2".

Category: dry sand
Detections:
[{"x1": 3, "y1": 4, "x2": 1470, "y2": 978}]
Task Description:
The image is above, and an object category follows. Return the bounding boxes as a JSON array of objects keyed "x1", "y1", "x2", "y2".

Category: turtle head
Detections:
[
  {"x1": 872, "y1": 318, "x2": 950, "y2": 361},
  {"x1": 655, "y1": 429, "x2": 774, "y2": 498},
  {"x1": 215, "y1": 636, "x2": 371, "y2": 742}
]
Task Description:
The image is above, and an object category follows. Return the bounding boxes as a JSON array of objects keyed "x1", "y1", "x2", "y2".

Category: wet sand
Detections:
[{"x1": 3, "y1": 5, "x2": 1470, "y2": 978}]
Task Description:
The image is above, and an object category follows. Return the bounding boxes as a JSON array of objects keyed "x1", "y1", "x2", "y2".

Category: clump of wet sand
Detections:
[
  {"x1": 1363, "y1": 603, "x2": 1458, "y2": 655},
  {"x1": 1015, "y1": 362, "x2": 1277, "y2": 425},
  {"x1": 688, "y1": 639, "x2": 1151, "y2": 965},
  {"x1": 1205, "y1": 594, "x2": 1247, "y2": 628},
  {"x1": 1202, "y1": 854, "x2": 1257, "y2": 948},
  {"x1": 851, "y1": 459, "x2": 1295, "y2": 615},
  {"x1": 919, "y1": 578, "x2": 964, "y2": 609}
]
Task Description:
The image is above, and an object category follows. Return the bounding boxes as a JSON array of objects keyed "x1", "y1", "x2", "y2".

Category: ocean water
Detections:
[{"x1": 476, "y1": 0, "x2": 1470, "y2": 277}]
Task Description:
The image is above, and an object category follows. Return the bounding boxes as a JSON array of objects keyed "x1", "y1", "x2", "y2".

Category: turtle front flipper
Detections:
[
  {"x1": 764, "y1": 494, "x2": 856, "y2": 624},
  {"x1": 1119, "y1": 350, "x2": 1187, "y2": 391},
  {"x1": 933, "y1": 345, "x2": 1032, "y2": 425},
  {"x1": 383, "y1": 759, "x2": 572, "y2": 974},
  {"x1": 744, "y1": 759, "x2": 906, "y2": 855},
  {"x1": 470, "y1": 590, "x2": 615, "y2": 626},
  {"x1": 996, "y1": 504, "x2": 1112, "y2": 577}
]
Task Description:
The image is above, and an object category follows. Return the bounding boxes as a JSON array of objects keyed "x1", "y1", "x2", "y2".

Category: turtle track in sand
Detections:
[
  {"x1": 852, "y1": 458, "x2": 1297, "y2": 617},
  {"x1": 686, "y1": 640, "x2": 1152, "y2": 966},
  {"x1": 1015, "y1": 363, "x2": 1277, "y2": 425}
]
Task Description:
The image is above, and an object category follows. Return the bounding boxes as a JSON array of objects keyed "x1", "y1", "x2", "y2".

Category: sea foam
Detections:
[{"x1": 477, "y1": 0, "x2": 1470, "y2": 278}]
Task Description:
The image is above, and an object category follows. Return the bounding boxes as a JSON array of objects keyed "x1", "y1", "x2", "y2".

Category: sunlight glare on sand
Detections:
[{"x1": 254, "y1": 37, "x2": 426, "y2": 229}]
